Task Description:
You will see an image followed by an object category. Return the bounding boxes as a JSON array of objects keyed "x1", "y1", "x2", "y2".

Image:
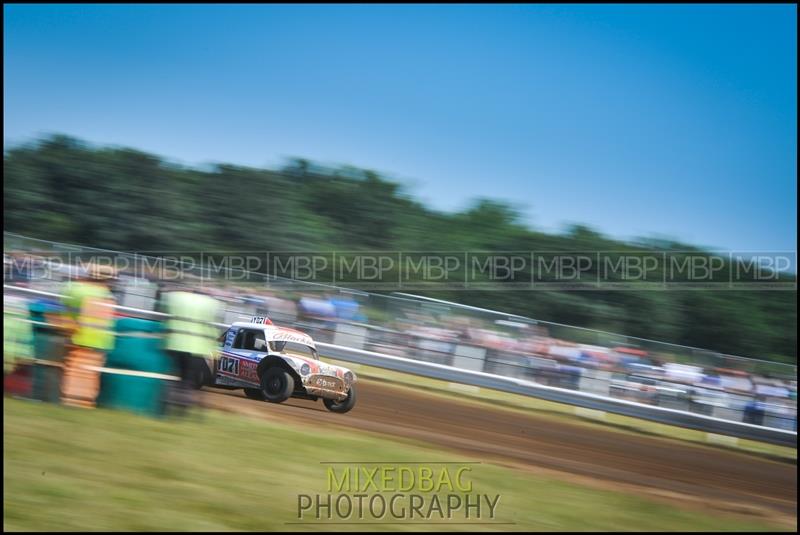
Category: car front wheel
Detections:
[
  {"x1": 260, "y1": 367, "x2": 294, "y2": 403},
  {"x1": 323, "y1": 386, "x2": 356, "y2": 413}
]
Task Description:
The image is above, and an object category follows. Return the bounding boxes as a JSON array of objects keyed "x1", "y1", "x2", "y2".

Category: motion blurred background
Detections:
[
  {"x1": 3, "y1": 3, "x2": 797, "y2": 532},
  {"x1": 4, "y1": 4, "x2": 797, "y2": 363}
]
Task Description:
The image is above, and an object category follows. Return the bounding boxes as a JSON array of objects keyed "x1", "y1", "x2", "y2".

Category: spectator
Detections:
[{"x1": 743, "y1": 395, "x2": 767, "y2": 425}]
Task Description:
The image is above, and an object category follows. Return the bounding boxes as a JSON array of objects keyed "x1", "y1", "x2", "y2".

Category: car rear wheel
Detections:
[
  {"x1": 260, "y1": 367, "x2": 294, "y2": 403},
  {"x1": 189, "y1": 360, "x2": 211, "y2": 389},
  {"x1": 323, "y1": 386, "x2": 356, "y2": 413},
  {"x1": 244, "y1": 388, "x2": 265, "y2": 401}
]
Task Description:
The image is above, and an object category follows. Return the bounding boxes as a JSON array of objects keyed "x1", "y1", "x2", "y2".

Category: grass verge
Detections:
[{"x1": 3, "y1": 398, "x2": 791, "y2": 531}]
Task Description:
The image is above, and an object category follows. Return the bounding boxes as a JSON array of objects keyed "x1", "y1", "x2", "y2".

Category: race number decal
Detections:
[{"x1": 218, "y1": 356, "x2": 240, "y2": 376}]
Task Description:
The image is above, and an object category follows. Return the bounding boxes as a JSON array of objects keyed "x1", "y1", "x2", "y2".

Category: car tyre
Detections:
[
  {"x1": 323, "y1": 386, "x2": 357, "y2": 414},
  {"x1": 189, "y1": 360, "x2": 211, "y2": 390},
  {"x1": 260, "y1": 367, "x2": 294, "y2": 403}
]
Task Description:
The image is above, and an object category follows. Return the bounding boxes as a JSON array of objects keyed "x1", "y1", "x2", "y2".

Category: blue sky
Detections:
[{"x1": 3, "y1": 4, "x2": 797, "y2": 251}]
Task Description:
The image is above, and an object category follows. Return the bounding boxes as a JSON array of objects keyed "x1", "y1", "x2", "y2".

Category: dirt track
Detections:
[{"x1": 201, "y1": 378, "x2": 797, "y2": 524}]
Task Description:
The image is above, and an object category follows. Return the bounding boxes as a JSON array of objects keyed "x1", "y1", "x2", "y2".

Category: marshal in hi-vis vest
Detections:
[
  {"x1": 163, "y1": 291, "x2": 221, "y2": 357},
  {"x1": 63, "y1": 281, "x2": 116, "y2": 351}
]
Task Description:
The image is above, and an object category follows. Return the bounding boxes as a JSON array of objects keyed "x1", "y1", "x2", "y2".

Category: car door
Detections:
[{"x1": 216, "y1": 327, "x2": 264, "y2": 386}]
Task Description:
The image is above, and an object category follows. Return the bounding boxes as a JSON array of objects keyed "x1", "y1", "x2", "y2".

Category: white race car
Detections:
[{"x1": 202, "y1": 316, "x2": 357, "y2": 413}]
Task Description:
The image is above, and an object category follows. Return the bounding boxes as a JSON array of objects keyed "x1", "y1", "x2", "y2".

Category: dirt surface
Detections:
[{"x1": 201, "y1": 379, "x2": 797, "y2": 525}]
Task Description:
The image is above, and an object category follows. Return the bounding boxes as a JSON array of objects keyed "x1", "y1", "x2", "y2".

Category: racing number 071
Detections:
[{"x1": 219, "y1": 356, "x2": 240, "y2": 376}]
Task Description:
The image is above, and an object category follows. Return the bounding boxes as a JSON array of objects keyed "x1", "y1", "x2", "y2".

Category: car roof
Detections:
[{"x1": 230, "y1": 322, "x2": 316, "y2": 349}]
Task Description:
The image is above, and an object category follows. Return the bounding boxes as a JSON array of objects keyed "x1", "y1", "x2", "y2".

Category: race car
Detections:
[{"x1": 201, "y1": 316, "x2": 357, "y2": 413}]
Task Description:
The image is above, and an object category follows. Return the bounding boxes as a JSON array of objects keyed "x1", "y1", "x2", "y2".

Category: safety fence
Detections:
[
  {"x1": 289, "y1": 319, "x2": 797, "y2": 434},
  {"x1": 4, "y1": 233, "x2": 797, "y2": 434}
]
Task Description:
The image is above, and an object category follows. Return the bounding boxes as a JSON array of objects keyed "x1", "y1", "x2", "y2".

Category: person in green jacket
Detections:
[{"x1": 161, "y1": 288, "x2": 221, "y2": 412}]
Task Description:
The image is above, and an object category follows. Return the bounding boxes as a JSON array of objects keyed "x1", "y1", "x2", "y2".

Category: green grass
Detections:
[
  {"x1": 326, "y1": 358, "x2": 797, "y2": 462},
  {"x1": 3, "y1": 398, "x2": 791, "y2": 532}
]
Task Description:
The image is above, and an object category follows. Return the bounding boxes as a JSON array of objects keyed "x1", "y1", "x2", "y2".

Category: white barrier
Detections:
[{"x1": 315, "y1": 340, "x2": 797, "y2": 447}]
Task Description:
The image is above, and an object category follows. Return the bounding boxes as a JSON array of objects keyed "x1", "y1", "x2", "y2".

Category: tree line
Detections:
[{"x1": 4, "y1": 135, "x2": 796, "y2": 363}]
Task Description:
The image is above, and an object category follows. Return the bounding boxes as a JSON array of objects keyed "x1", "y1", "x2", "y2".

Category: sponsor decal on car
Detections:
[
  {"x1": 270, "y1": 328, "x2": 315, "y2": 347},
  {"x1": 307, "y1": 374, "x2": 345, "y2": 392},
  {"x1": 239, "y1": 359, "x2": 259, "y2": 383},
  {"x1": 225, "y1": 328, "x2": 237, "y2": 346}
]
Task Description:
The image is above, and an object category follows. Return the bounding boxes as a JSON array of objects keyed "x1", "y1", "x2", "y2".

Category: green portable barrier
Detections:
[
  {"x1": 97, "y1": 317, "x2": 173, "y2": 417},
  {"x1": 29, "y1": 300, "x2": 66, "y2": 403}
]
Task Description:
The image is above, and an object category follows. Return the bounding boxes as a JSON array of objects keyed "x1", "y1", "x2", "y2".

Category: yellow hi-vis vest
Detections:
[
  {"x1": 163, "y1": 291, "x2": 220, "y2": 357},
  {"x1": 62, "y1": 281, "x2": 116, "y2": 350},
  {"x1": 3, "y1": 298, "x2": 33, "y2": 373}
]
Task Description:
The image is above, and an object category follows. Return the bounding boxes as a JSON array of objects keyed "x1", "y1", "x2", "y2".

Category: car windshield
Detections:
[{"x1": 269, "y1": 340, "x2": 318, "y2": 360}]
